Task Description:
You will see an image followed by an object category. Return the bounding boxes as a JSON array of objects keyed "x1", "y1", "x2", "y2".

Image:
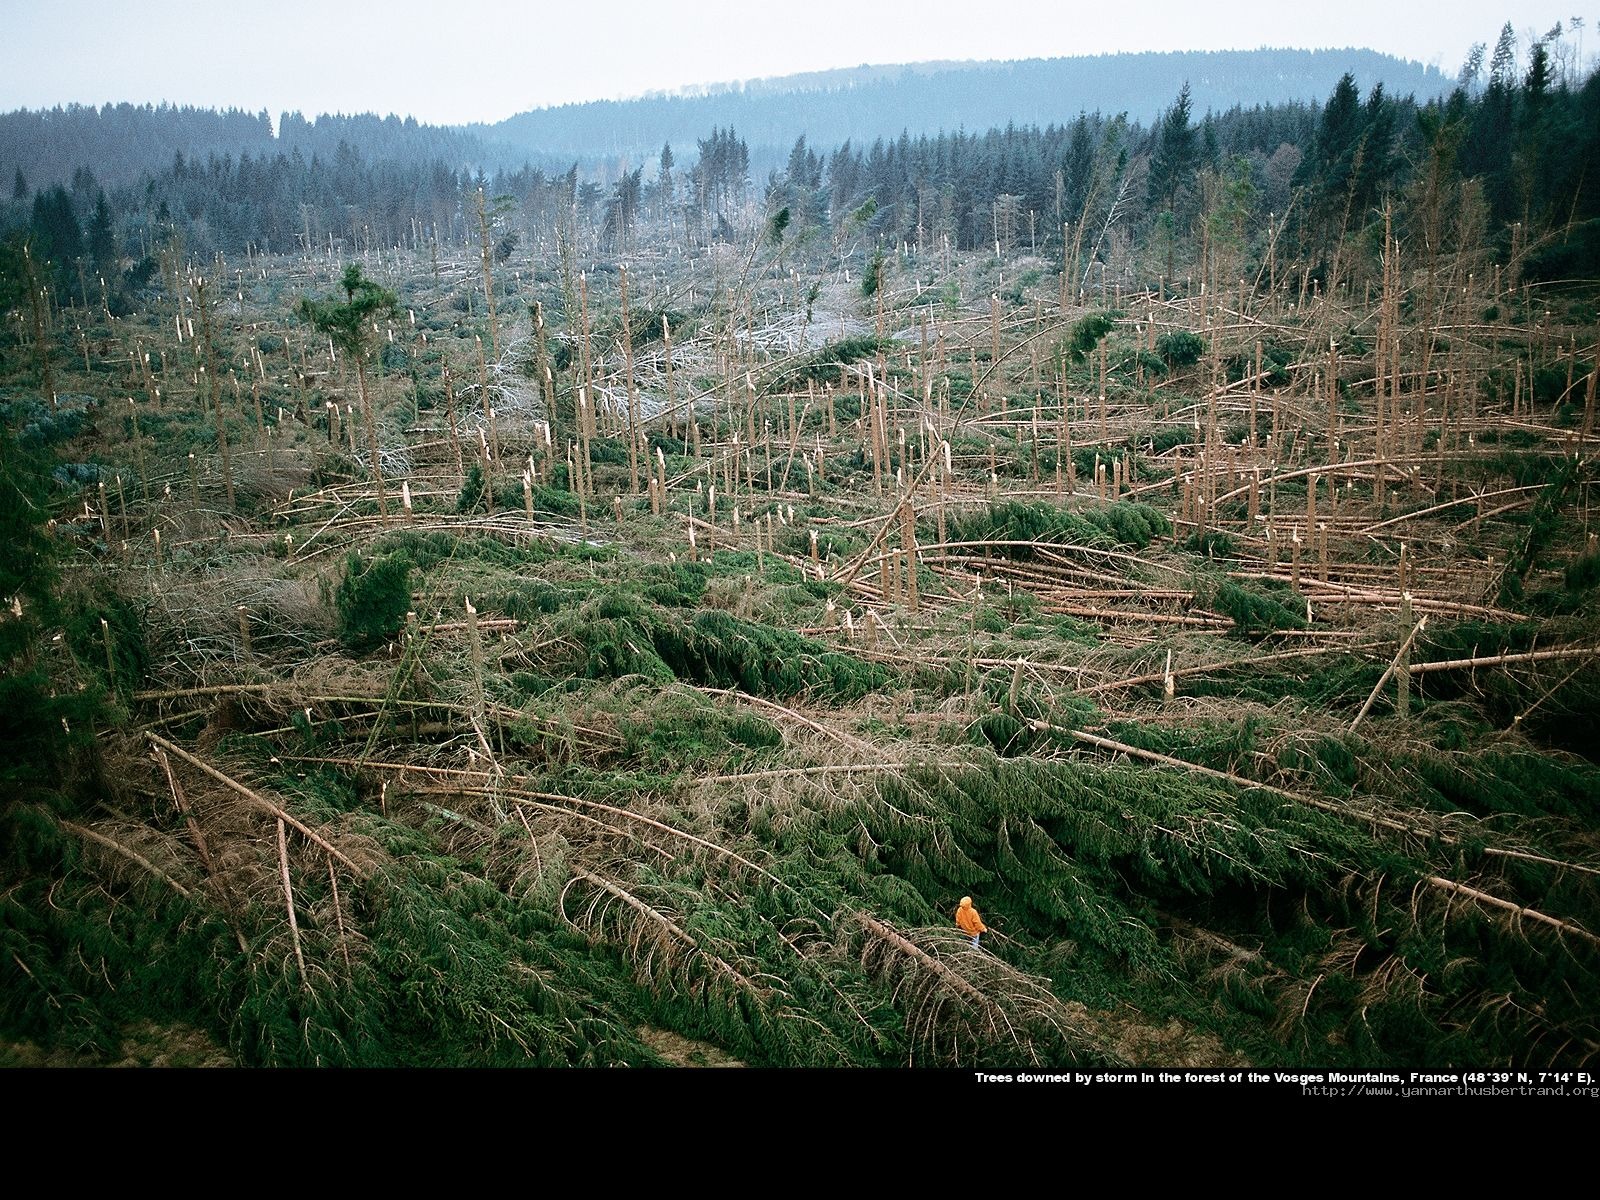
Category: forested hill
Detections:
[
  {"x1": 1, "y1": 49, "x2": 1451, "y2": 194},
  {"x1": 0, "y1": 104, "x2": 518, "y2": 193},
  {"x1": 482, "y1": 49, "x2": 1453, "y2": 162}
]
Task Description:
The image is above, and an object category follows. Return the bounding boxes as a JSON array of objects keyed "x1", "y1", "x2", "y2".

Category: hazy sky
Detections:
[{"x1": 2, "y1": 1, "x2": 1588, "y2": 126}]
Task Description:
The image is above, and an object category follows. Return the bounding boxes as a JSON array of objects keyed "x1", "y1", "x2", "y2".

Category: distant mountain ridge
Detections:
[
  {"x1": 482, "y1": 48, "x2": 1454, "y2": 164},
  {"x1": 0, "y1": 104, "x2": 512, "y2": 193},
  {"x1": 643, "y1": 58, "x2": 993, "y2": 98},
  {"x1": 1, "y1": 48, "x2": 1453, "y2": 192}
]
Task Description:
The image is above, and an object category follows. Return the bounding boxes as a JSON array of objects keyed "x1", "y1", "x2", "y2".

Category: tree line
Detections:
[
  {"x1": 481, "y1": 47, "x2": 1451, "y2": 164},
  {"x1": 3, "y1": 21, "x2": 1596, "y2": 312}
]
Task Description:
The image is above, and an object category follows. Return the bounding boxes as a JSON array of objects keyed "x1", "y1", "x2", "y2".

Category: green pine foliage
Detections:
[
  {"x1": 1500, "y1": 457, "x2": 1583, "y2": 603},
  {"x1": 1156, "y1": 330, "x2": 1206, "y2": 368},
  {"x1": 1065, "y1": 312, "x2": 1117, "y2": 362},
  {"x1": 780, "y1": 335, "x2": 898, "y2": 386},
  {"x1": 621, "y1": 693, "x2": 781, "y2": 773},
  {"x1": 0, "y1": 423, "x2": 108, "y2": 808},
  {"x1": 1211, "y1": 578, "x2": 1309, "y2": 636},
  {"x1": 550, "y1": 591, "x2": 889, "y2": 701},
  {"x1": 62, "y1": 586, "x2": 148, "y2": 700},
  {"x1": 455, "y1": 464, "x2": 487, "y2": 513},
  {"x1": 335, "y1": 551, "x2": 414, "y2": 653},
  {"x1": 1565, "y1": 552, "x2": 1600, "y2": 593},
  {"x1": 299, "y1": 265, "x2": 399, "y2": 358},
  {"x1": 1225, "y1": 342, "x2": 1294, "y2": 386},
  {"x1": 1186, "y1": 530, "x2": 1237, "y2": 558},
  {"x1": 945, "y1": 499, "x2": 1170, "y2": 557},
  {"x1": 861, "y1": 249, "x2": 887, "y2": 298}
]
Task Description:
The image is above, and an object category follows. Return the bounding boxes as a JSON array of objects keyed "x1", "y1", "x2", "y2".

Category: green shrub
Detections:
[
  {"x1": 63, "y1": 589, "x2": 148, "y2": 698},
  {"x1": 970, "y1": 711, "x2": 1033, "y2": 756},
  {"x1": 1565, "y1": 553, "x2": 1600, "y2": 592},
  {"x1": 587, "y1": 438, "x2": 630, "y2": 466},
  {"x1": 456, "y1": 465, "x2": 487, "y2": 513},
  {"x1": 1065, "y1": 312, "x2": 1116, "y2": 362},
  {"x1": 1225, "y1": 342, "x2": 1293, "y2": 386},
  {"x1": 1156, "y1": 330, "x2": 1206, "y2": 368},
  {"x1": 1145, "y1": 427, "x2": 1195, "y2": 454},
  {"x1": 1125, "y1": 349, "x2": 1168, "y2": 377},
  {"x1": 1186, "y1": 531, "x2": 1237, "y2": 558},
  {"x1": 862, "y1": 250, "x2": 887, "y2": 298},
  {"x1": 335, "y1": 551, "x2": 414, "y2": 653}
]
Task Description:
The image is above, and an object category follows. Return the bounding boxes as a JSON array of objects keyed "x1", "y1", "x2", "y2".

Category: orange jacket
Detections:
[{"x1": 955, "y1": 897, "x2": 986, "y2": 936}]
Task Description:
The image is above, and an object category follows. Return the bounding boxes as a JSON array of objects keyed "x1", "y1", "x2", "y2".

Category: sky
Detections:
[{"x1": 1, "y1": 0, "x2": 1590, "y2": 127}]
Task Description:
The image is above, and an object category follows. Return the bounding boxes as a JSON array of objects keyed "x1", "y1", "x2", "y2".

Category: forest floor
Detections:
[{"x1": 5, "y1": 231, "x2": 1598, "y2": 1069}]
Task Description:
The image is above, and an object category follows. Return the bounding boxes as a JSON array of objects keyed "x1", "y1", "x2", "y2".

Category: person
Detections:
[{"x1": 955, "y1": 895, "x2": 987, "y2": 948}]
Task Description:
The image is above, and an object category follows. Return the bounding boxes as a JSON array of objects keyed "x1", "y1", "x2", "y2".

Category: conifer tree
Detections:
[
  {"x1": 300, "y1": 265, "x2": 399, "y2": 521},
  {"x1": 1147, "y1": 83, "x2": 1197, "y2": 282},
  {"x1": 87, "y1": 191, "x2": 116, "y2": 276}
]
